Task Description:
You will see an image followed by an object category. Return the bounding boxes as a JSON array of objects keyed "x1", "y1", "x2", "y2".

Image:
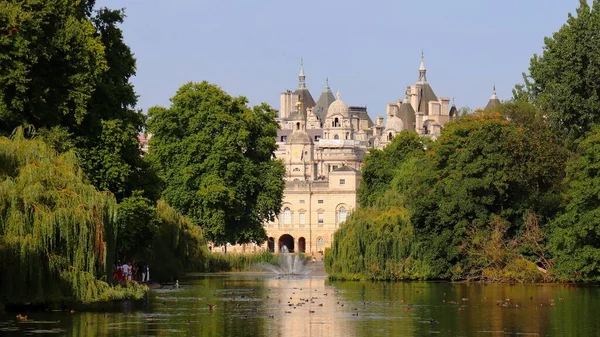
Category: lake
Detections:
[{"x1": 1, "y1": 271, "x2": 598, "y2": 336}]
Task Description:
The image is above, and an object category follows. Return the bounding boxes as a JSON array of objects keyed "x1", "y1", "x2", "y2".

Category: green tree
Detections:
[
  {"x1": 147, "y1": 82, "x2": 285, "y2": 247},
  {"x1": 550, "y1": 126, "x2": 600, "y2": 281},
  {"x1": 0, "y1": 1, "x2": 156, "y2": 200},
  {"x1": 0, "y1": 0, "x2": 106, "y2": 132},
  {"x1": 0, "y1": 130, "x2": 119, "y2": 304},
  {"x1": 358, "y1": 131, "x2": 426, "y2": 207},
  {"x1": 76, "y1": 7, "x2": 154, "y2": 201},
  {"x1": 519, "y1": 0, "x2": 600, "y2": 141},
  {"x1": 407, "y1": 112, "x2": 566, "y2": 278},
  {"x1": 116, "y1": 193, "x2": 159, "y2": 261}
]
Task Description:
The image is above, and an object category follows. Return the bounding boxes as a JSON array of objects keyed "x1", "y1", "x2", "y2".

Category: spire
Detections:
[
  {"x1": 418, "y1": 51, "x2": 427, "y2": 83},
  {"x1": 325, "y1": 77, "x2": 330, "y2": 90},
  {"x1": 298, "y1": 58, "x2": 306, "y2": 89},
  {"x1": 490, "y1": 83, "x2": 498, "y2": 99},
  {"x1": 336, "y1": 90, "x2": 341, "y2": 100}
]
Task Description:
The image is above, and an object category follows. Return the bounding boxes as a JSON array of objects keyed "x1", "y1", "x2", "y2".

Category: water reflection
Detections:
[{"x1": 0, "y1": 275, "x2": 599, "y2": 336}]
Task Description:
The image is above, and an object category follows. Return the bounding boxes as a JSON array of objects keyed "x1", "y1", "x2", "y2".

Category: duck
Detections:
[{"x1": 16, "y1": 314, "x2": 27, "y2": 321}]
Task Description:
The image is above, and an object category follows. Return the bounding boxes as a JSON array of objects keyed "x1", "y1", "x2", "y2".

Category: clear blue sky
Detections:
[{"x1": 96, "y1": 0, "x2": 583, "y2": 117}]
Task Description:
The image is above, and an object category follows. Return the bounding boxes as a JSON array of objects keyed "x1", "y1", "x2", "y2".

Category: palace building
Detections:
[{"x1": 247, "y1": 55, "x2": 456, "y2": 256}]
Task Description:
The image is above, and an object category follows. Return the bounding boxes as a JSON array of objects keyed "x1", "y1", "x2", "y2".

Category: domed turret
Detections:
[
  {"x1": 326, "y1": 91, "x2": 349, "y2": 118},
  {"x1": 286, "y1": 131, "x2": 313, "y2": 145},
  {"x1": 385, "y1": 114, "x2": 404, "y2": 132}
]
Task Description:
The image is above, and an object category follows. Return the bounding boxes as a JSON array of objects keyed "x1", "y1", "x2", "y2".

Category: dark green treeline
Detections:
[{"x1": 327, "y1": 0, "x2": 600, "y2": 283}]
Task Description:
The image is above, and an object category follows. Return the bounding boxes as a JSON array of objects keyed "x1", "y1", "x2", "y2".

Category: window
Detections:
[
  {"x1": 283, "y1": 207, "x2": 291, "y2": 225},
  {"x1": 339, "y1": 179, "x2": 345, "y2": 185},
  {"x1": 281, "y1": 135, "x2": 287, "y2": 142},
  {"x1": 318, "y1": 213, "x2": 324, "y2": 224},
  {"x1": 299, "y1": 200, "x2": 305, "y2": 204},
  {"x1": 338, "y1": 207, "x2": 347, "y2": 224},
  {"x1": 388, "y1": 132, "x2": 393, "y2": 141},
  {"x1": 317, "y1": 237, "x2": 325, "y2": 247},
  {"x1": 299, "y1": 213, "x2": 305, "y2": 225},
  {"x1": 296, "y1": 122, "x2": 300, "y2": 130},
  {"x1": 314, "y1": 135, "x2": 321, "y2": 141},
  {"x1": 334, "y1": 134, "x2": 339, "y2": 140},
  {"x1": 334, "y1": 118, "x2": 340, "y2": 127},
  {"x1": 318, "y1": 200, "x2": 324, "y2": 204},
  {"x1": 293, "y1": 168, "x2": 300, "y2": 172}
]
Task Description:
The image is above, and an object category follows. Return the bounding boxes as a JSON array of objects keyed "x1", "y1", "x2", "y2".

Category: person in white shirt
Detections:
[{"x1": 122, "y1": 263, "x2": 129, "y2": 281}]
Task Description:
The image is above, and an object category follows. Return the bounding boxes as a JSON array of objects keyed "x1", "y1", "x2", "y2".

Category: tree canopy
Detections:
[
  {"x1": 518, "y1": 0, "x2": 600, "y2": 141},
  {"x1": 0, "y1": 0, "x2": 155, "y2": 201},
  {"x1": 550, "y1": 126, "x2": 600, "y2": 281},
  {"x1": 147, "y1": 82, "x2": 285, "y2": 246},
  {"x1": 327, "y1": 108, "x2": 568, "y2": 281}
]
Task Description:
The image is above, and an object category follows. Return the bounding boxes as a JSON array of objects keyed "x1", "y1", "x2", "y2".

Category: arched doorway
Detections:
[
  {"x1": 278, "y1": 234, "x2": 294, "y2": 253},
  {"x1": 298, "y1": 237, "x2": 306, "y2": 253},
  {"x1": 267, "y1": 237, "x2": 275, "y2": 253}
]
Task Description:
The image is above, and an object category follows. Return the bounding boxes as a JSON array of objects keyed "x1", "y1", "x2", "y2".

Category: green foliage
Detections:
[
  {"x1": 550, "y1": 126, "x2": 600, "y2": 281},
  {"x1": 0, "y1": 0, "x2": 106, "y2": 131},
  {"x1": 205, "y1": 252, "x2": 280, "y2": 272},
  {"x1": 406, "y1": 113, "x2": 566, "y2": 279},
  {"x1": 328, "y1": 106, "x2": 568, "y2": 282},
  {"x1": 0, "y1": 130, "x2": 126, "y2": 304},
  {"x1": 116, "y1": 193, "x2": 159, "y2": 261},
  {"x1": 326, "y1": 205, "x2": 432, "y2": 281},
  {"x1": 0, "y1": 1, "x2": 156, "y2": 201},
  {"x1": 147, "y1": 82, "x2": 285, "y2": 246},
  {"x1": 75, "y1": 7, "x2": 153, "y2": 201},
  {"x1": 358, "y1": 131, "x2": 427, "y2": 207},
  {"x1": 519, "y1": 0, "x2": 600, "y2": 141},
  {"x1": 147, "y1": 200, "x2": 210, "y2": 281}
]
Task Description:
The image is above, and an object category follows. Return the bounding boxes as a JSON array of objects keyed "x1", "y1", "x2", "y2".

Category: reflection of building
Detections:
[{"x1": 264, "y1": 276, "x2": 353, "y2": 337}]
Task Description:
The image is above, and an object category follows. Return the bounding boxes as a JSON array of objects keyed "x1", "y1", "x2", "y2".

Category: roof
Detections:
[
  {"x1": 286, "y1": 131, "x2": 313, "y2": 145},
  {"x1": 385, "y1": 115, "x2": 404, "y2": 132},
  {"x1": 449, "y1": 105, "x2": 457, "y2": 117},
  {"x1": 313, "y1": 85, "x2": 336, "y2": 121},
  {"x1": 417, "y1": 83, "x2": 438, "y2": 115},
  {"x1": 486, "y1": 98, "x2": 501, "y2": 110},
  {"x1": 331, "y1": 165, "x2": 359, "y2": 173},
  {"x1": 292, "y1": 88, "x2": 316, "y2": 114},
  {"x1": 397, "y1": 100, "x2": 416, "y2": 131},
  {"x1": 326, "y1": 91, "x2": 349, "y2": 118},
  {"x1": 287, "y1": 110, "x2": 305, "y2": 121}
]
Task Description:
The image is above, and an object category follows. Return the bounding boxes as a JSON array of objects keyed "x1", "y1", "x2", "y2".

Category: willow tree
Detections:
[{"x1": 0, "y1": 131, "x2": 119, "y2": 304}]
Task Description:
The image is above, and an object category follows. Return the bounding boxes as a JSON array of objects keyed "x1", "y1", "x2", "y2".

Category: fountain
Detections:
[{"x1": 254, "y1": 245, "x2": 310, "y2": 275}]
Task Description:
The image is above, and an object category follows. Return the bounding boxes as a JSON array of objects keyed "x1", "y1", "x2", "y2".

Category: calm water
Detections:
[{"x1": 1, "y1": 272, "x2": 599, "y2": 336}]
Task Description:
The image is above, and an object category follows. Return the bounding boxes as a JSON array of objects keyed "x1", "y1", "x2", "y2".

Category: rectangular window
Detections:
[
  {"x1": 339, "y1": 179, "x2": 345, "y2": 185},
  {"x1": 318, "y1": 200, "x2": 324, "y2": 204},
  {"x1": 314, "y1": 135, "x2": 321, "y2": 141},
  {"x1": 299, "y1": 213, "x2": 305, "y2": 225},
  {"x1": 280, "y1": 136, "x2": 287, "y2": 142},
  {"x1": 299, "y1": 200, "x2": 305, "y2": 204},
  {"x1": 318, "y1": 213, "x2": 324, "y2": 224}
]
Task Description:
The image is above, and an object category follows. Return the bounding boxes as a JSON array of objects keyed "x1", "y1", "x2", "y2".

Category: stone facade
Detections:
[{"x1": 245, "y1": 55, "x2": 456, "y2": 256}]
